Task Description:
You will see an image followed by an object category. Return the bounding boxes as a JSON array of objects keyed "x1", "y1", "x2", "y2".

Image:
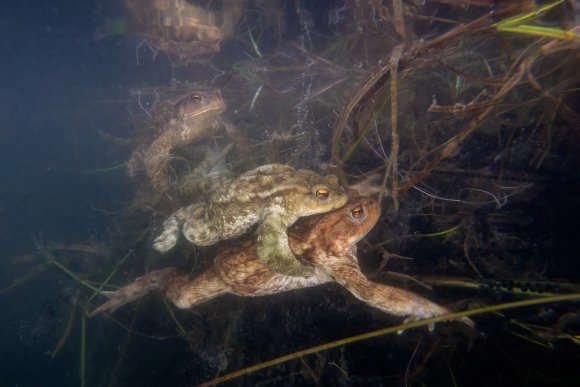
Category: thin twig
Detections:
[{"x1": 389, "y1": 44, "x2": 404, "y2": 211}]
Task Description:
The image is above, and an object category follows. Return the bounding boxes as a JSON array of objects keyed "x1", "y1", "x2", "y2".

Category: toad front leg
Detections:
[
  {"x1": 323, "y1": 254, "x2": 474, "y2": 327},
  {"x1": 256, "y1": 213, "x2": 314, "y2": 278},
  {"x1": 153, "y1": 203, "x2": 205, "y2": 252}
]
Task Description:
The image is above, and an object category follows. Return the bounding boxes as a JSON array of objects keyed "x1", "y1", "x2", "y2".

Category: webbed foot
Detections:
[
  {"x1": 89, "y1": 268, "x2": 179, "y2": 316},
  {"x1": 400, "y1": 303, "x2": 475, "y2": 330}
]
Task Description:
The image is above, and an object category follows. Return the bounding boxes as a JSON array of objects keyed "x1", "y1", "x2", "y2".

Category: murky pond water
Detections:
[{"x1": 1, "y1": 1, "x2": 579, "y2": 386}]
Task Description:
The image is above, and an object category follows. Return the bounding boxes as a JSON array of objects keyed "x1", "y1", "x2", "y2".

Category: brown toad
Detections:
[
  {"x1": 153, "y1": 164, "x2": 349, "y2": 277},
  {"x1": 124, "y1": 0, "x2": 243, "y2": 60},
  {"x1": 91, "y1": 191, "x2": 473, "y2": 326},
  {"x1": 136, "y1": 88, "x2": 248, "y2": 190}
]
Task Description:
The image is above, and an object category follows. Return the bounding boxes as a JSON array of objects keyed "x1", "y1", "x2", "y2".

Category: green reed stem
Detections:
[{"x1": 199, "y1": 293, "x2": 580, "y2": 386}]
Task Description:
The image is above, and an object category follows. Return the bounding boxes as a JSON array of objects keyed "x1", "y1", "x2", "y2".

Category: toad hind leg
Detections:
[
  {"x1": 165, "y1": 267, "x2": 229, "y2": 309},
  {"x1": 89, "y1": 267, "x2": 230, "y2": 316},
  {"x1": 257, "y1": 215, "x2": 313, "y2": 278}
]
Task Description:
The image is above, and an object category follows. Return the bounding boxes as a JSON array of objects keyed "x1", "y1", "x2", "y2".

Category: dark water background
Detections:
[
  {"x1": 1, "y1": 1, "x2": 580, "y2": 386},
  {"x1": 0, "y1": 1, "x2": 133, "y2": 385}
]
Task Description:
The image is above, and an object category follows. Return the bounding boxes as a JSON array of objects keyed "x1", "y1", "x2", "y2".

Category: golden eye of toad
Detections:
[
  {"x1": 315, "y1": 188, "x2": 329, "y2": 199},
  {"x1": 351, "y1": 206, "x2": 364, "y2": 218}
]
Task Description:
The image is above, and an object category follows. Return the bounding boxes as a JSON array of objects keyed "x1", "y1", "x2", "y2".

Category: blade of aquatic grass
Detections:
[
  {"x1": 374, "y1": 222, "x2": 463, "y2": 247},
  {"x1": 332, "y1": 57, "x2": 392, "y2": 167},
  {"x1": 509, "y1": 318, "x2": 580, "y2": 347},
  {"x1": 87, "y1": 226, "x2": 150, "y2": 303},
  {"x1": 449, "y1": 366, "x2": 458, "y2": 387},
  {"x1": 463, "y1": 235, "x2": 484, "y2": 279},
  {"x1": 108, "y1": 299, "x2": 142, "y2": 386},
  {"x1": 0, "y1": 261, "x2": 51, "y2": 295},
  {"x1": 49, "y1": 256, "x2": 100, "y2": 292},
  {"x1": 510, "y1": 330, "x2": 555, "y2": 348},
  {"x1": 340, "y1": 94, "x2": 390, "y2": 163},
  {"x1": 84, "y1": 280, "x2": 118, "y2": 290},
  {"x1": 421, "y1": 277, "x2": 580, "y2": 297},
  {"x1": 249, "y1": 84, "x2": 263, "y2": 112},
  {"x1": 493, "y1": 0, "x2": 565, "y2": 29},
  {"x1": 493, "y1": 0, "x2": 579, "y2": 40},
  {"x1": 247, "y1": 26, "x2": 263, "y2": 58},
  {"x1": 340, "y1": 122, "x2": 374, "y2": 163},
  {"x1": 80, "y1": 314, "x2": 86, "y2": 387},
  {"x1": 496, "y1": 25, "x2": 579, "y2": 40},
  {"x1": 413, "y1": 223, "x2": 462, "y2": 238},
  {"x1": 48, "y1": 229, "x2": 148, "y2": 303},
  {"x1": 82, "y1": 162, "x2": 128, "y2": 175},
  {"x1": 163, "y1": 298, "x2": 187, "y2": 335},
  {"x1": 199, "y1": 293, "x2": 580, "y2": 386},
  {"x1": 51, "y1": 289, "x2": 79, "y2": 358}
]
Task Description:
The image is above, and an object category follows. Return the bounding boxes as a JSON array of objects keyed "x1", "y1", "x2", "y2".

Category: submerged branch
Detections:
[{"x1": 387, "y1": 44, "x2": 404, "y2": 210}]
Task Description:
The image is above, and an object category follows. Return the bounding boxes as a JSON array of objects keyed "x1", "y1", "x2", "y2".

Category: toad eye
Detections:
[
  {"x1": 315, "y1": 188, "x2": 329, "y2": 200},
  {"x1": 351, "y1": 206, "x2": 364, "y2": 219},
  {"x1": 189, "y1": 93, "x2": 202, "y2": 103}
]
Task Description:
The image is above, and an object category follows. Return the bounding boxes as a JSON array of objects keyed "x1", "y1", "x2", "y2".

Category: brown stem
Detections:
[
  {"x1": 330, "y1": 14, "x2": 493, "y2": 179},
  {"x1": 388, "y1": 44, "x2": 404, "y2": 210},
  {"x1": 399, "y1": 62, "x2": 526, "y2": 193}
]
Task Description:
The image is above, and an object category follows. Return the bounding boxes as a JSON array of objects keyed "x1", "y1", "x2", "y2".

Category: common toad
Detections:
[
  {"x1": 153, "y1": 164, "x2": 349, "y2": 277},
  {"x1": 124, "y1": 0, "x2": 243, "y2": 60},
  {"x1": 138, "y1": 88, "x2": 248, "y2": 190},
  {"x1": 92, "y1": 192, "x2": 472, "y2": 326}
]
